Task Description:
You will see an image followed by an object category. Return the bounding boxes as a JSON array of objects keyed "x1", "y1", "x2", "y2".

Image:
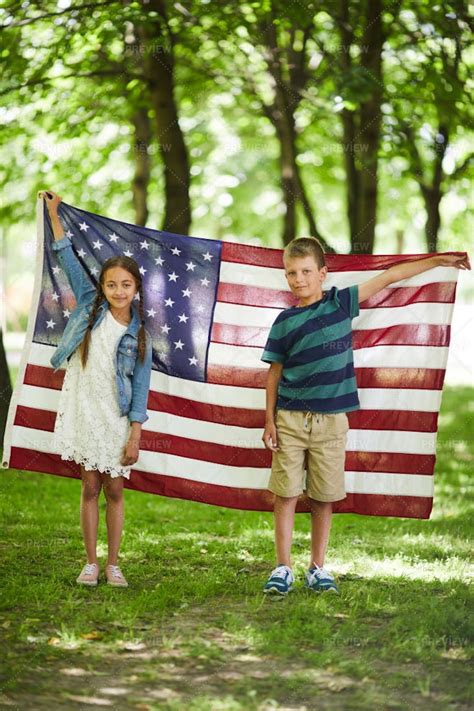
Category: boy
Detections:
[{"x1": 261, "y1": 237, "x2": 470, "y2": 595}]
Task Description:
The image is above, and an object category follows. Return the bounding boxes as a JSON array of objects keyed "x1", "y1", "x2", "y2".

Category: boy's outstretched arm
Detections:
[{"x1": 358, "y1": 253, "x2": 471, "y2": 303}]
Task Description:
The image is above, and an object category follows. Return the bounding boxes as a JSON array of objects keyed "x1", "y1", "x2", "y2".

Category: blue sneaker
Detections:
[
  {"x1": 305, "y1": 564, "x2": 339, "y2": 594},
  {"x1": 263, "y1": 564, "x2": 294, "y2": 595}
]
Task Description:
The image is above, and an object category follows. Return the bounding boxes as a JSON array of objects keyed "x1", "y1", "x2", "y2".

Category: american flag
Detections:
[{"x1": 2, "y1": 199, "x2": 463, "y2": 518}]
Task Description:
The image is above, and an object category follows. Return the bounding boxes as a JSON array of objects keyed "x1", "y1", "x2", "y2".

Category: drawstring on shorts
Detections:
[{"x1": 303, "y1": 411, "x2": 321, "y2": 432}]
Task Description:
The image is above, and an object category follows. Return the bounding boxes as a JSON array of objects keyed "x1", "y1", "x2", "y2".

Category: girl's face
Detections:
[{"x1": 102, "y1": 266, "x2": 137, "y2": 309}]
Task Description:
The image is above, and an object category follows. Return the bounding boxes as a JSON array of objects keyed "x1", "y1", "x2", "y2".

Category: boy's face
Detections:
[{"x1": 284, "y1": 255, "x2": 328, "y2": 305}]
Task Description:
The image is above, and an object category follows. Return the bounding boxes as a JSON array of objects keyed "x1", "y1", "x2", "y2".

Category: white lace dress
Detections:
[{"x1": 52, "y1": 309, "x2": 133, "y2": 479}]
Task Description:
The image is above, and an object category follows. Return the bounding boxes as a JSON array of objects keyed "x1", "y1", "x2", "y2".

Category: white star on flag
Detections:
[
  {"x1": 185, "y1": 261, "x2": 196, "y2": 271},
  {"x1": 171, "y1": 246, "x2": 181, "y2": 256},
  {"x1": 165, "y1": 298, "x2": 175, "y2": 307},
  {"x1": 203, "y1": 251, "x2": 213, "y2": 261},
  {"x1": 77, "y1": 249, "x2": 87, "y2": 258},
  {"x1": 188, "y1": 356, "x2": 198, "y2": 366},
  {"x1": 63, "y1": 309, "x2": 71, "y2": 318},
  {"x1": 92, "y1": 240, "x2": 103, "y2": 250},
  {"x1": 160, "y1": 324, "x2": 171, "y2": 334},
  {"x1": 139, "y1": 266, "x2": 147, "y2": 276},
  {"x1": 182, "y1": 288, "x2": 192, "y2": 298},
  {"x1": 51, "y1": 292, "x2": 59, "y2": 302},
  {"x1": 46, "y1": 319, "x2": 55, "y2": 329},
  {"x1": 174, "y1": 340, "x2": 184, "y2": 350},
  {"x1": 147, "y1": 308, "x2": 157, "y2": 318},
  {"x1": 52, "y1": 266, "x2": 60, "y2": 275},
  {"x1": 178, "y1": 313, "x2": 189, "y2": 323},
  {"x1": 140, "y1": 240, "x2": 150, "y2": 250},
  {"x1": 200, "y1": 277, "x2": 210, "y2": 287},
  {"x1": 123, "y1": 249, "x2": 133, "y2": 257},
  {"x1": 168, "y1": 272, "x2": 178, "y2": 282},
  {"x1": 108, "y1": 233, "x2": 119, "y2": 243},
  {"x1": 79, "y1": 222, "x2": 89, "y2": 232},
  {"x1": 155, "y1": 256, "x2": 164, "y2": 266}
]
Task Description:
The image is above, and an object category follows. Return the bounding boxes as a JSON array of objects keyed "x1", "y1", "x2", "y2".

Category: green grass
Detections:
[{"x1": 0, "y1": 385, "x2": 473, "y2": 710}]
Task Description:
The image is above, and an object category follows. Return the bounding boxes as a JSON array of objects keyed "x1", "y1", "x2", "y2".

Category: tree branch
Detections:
[{"x1": 0, "y1": 0, "x2": 120, "y2": 30}]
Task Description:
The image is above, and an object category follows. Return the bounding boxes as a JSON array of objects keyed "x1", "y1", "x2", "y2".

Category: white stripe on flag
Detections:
[
  {"x1": 208, "y1": 342, "x2": 450, "y2": 370},
  {"x1": 213, "y1": 301, "x2": 454, "y2": 329}
]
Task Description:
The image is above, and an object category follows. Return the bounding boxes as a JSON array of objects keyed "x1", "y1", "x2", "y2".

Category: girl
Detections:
[{"x1": 39, "y1": 190, "x2": 153, "y2": 588}]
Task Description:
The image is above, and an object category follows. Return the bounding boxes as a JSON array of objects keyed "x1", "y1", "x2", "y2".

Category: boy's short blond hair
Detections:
[{"x1": 283, "y1": 237, "x2": 326, "y2": 269}]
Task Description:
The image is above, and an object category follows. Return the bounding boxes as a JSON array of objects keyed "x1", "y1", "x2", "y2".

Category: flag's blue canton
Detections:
[{"x1": 36, "y1": 202, "x2": 222, "y2": 382}]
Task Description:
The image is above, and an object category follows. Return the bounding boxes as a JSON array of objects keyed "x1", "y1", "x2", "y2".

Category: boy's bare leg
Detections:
[
  {"x1": 309, "y1": 498, "x2": 333, "y2": 568},
  {"x1": 102, "y1": 474, "x2": 124, "y2": 567},
  {"x1": 80, "y1": 466, "x2": 102, "y2": 565},
  {"x1": 274, "y1": 495, "x2": 299, "y2": 566}
]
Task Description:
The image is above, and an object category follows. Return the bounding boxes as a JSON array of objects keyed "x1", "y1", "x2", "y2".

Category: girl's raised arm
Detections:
[{"x1": 39, "y1": 190, "x2": 97, "y2": 306}]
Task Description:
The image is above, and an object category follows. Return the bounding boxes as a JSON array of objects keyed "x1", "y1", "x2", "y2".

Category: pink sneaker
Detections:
[
  {"x1": 105, "y1": 564, "x2": 128, "y2": 587},
  {"x1": 76, "y1": 563, "x2": 99, "y2": 586}
]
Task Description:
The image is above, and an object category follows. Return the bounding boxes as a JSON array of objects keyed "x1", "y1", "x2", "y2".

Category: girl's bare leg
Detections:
[
  {"x1": 102, "y1": 474, "x2": 124, "y2": 566},
  {"x1": 80, "y1": 466, "x2": 102, "y2": 564}
]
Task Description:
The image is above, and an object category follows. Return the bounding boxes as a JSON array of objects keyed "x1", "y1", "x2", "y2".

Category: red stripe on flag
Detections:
[
  {"x1": 7, "y1": 447, "x2": 433, "y2": 518},
  {"x1": 206, "y1": 363, "x2": 446, "y2": 390},
  {"x1": 352, "y1": 324, "x2": 450, "y2": 349},
  {"x1": 14, "y1": 402, "x2": 439, "y2": 437},
  {"x1": 217, "y1": 283, "x2": 296, "y2": 308},
  {"x1": 221, "y1": 241, "x2": 464, "y2": 273},
  {"x1": 147, "y1": 393, "x2": 265, "y2": 428},
  {"x1": 216, "y1": 282, "x2": 456, "y2": 310},
  {"x1": 348, "y1": 409, "x2": 438, "y2": 433},
  {"x1": 15, "y1": 406, "x2": 57, "y2": 430},
  {"x1": 360, "y1": 283, "x2": 455, "y2": 307},
  {"x1": 355, "y1": 367, "x2": 445, "y2": 390},
  {"x1": 211, "y1": 323, "x2": 450, "y2": 350},
  {"x1": 207, "y1": 364, "x2": 266, "y2": 387},
  {"x1": 24, "y1": 364, "x2": 64, "y2": 389},
  {"x1": 345, "y1": 451, "x2": 435, "y2": 475}
]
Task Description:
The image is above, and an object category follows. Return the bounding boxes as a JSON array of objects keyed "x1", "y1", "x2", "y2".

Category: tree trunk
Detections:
[
  {"x1": 422, "y1": 187, "x2": 443, "y2": 253},
  {"x1": 141, "y1": 0, "x2": 191, "y2": 235},
  {"x1": 353, "y1": 0, "x2": 383, "y2": 254},
  {"x1": 131, "y1": 107, "x2": 151, "y2": 226},
  {"x1": 261, "y1": 21, "x2": 330, "y2": 248},
  {"x1": 423, "y1": 125, "x2": 448, "y2": 252},
  {"x1": 341, "y1": 108, "x2": 359, "y2": 242},
  {"x1": 337, "y1": 0, "x2": 383, "y2": 254}
]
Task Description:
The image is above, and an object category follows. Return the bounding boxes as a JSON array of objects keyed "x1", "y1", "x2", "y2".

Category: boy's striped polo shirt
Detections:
[{"x1": 261, "y1": 285, "x2": 360, "y2": 413}]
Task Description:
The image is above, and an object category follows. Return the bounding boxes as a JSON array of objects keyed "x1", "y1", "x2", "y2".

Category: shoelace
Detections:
[
  {"x1": 308, "y1": 565, "x2": 333, "y2": 584},
  {"x1": 270, "y1": 566, "x2": 291, "y2": 580},
  {"x1": 84, "y1": 563, "x2": 97, "y2": 575},
  {"x1": 108, "y1": 565, "x2": 123, "y2": 579}
]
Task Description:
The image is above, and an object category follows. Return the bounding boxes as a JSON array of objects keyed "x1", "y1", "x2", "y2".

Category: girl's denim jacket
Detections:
[{"x1": 50, "y1": 235, "x2": 153, "y2": 424}]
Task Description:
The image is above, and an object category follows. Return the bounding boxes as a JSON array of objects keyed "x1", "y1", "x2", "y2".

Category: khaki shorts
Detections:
[{"x1": 268, "y1": 409, "x2": 349, "y2": 502}]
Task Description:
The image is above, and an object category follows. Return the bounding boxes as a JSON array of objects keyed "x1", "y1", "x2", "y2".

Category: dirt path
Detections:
[{"x1": 1, "y1": 604, "x2": 469, "y2": 711}]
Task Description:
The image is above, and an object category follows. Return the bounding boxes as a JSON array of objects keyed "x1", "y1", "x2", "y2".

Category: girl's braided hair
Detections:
[{"x1": 79, "y1": 256, "x2": 147, "y2": 369}]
